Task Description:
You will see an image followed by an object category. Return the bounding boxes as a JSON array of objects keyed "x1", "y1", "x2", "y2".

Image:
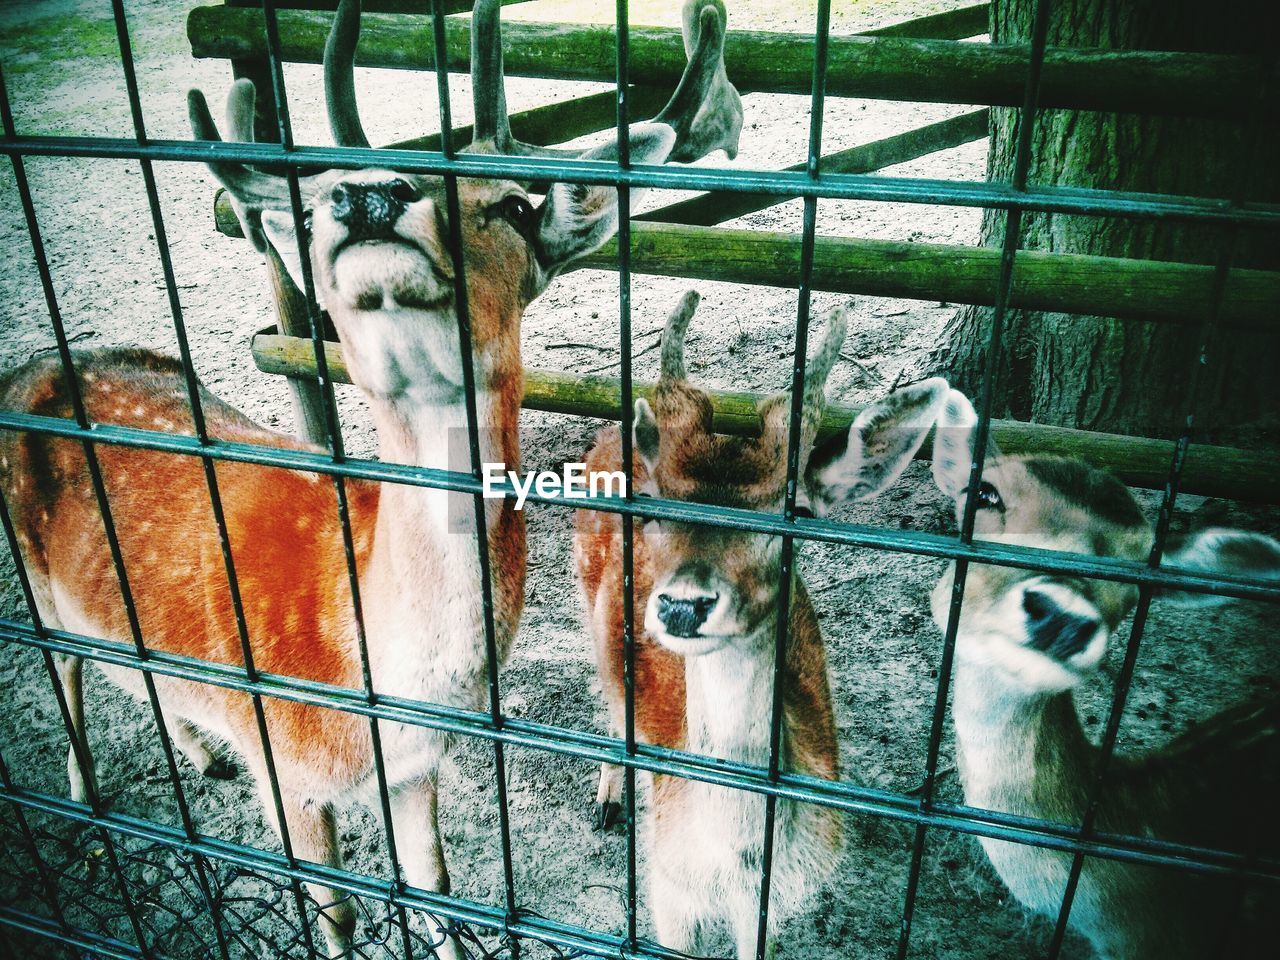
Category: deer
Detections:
[
  {"x1": 0, "y1": 1, "x2": 742, "y2": 957},
  {"x1": 573, "y1": 291, "x2": 951, "y2": 958},
  {"x1": 927, "y1": 386, "x2": 1280, "y2": 959}
]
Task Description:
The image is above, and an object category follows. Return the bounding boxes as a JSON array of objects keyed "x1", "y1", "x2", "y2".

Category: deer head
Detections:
[
  {"x1": 632, "y1": 293, "x2": 948, "y2": 654},
  {"x1": 188, "y1": 0, "x2": 743, "y2": 405},
  {"x1": 929, "y1": 389, "x2": 1280, "y2": 695}
]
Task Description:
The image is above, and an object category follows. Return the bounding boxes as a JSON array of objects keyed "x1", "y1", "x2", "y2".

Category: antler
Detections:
[
  {"x1": 654, "y1": 0, "x2": 743, "y2": 162},
  {"x1": 469, "y1": 0, "x2": 590, "y2": 157},
  {"x1": 325, "y1": 0, "x2": 370, "y2": 148},
  {"x1": 798, "y1": 305, "x2": 851, "y2": 452},
  {"x1": 471, "y1": 0, "x2": 742, "y2": 162},
  {"x1": 658, "y1": 290, "x2": 702, "y2": 383}
]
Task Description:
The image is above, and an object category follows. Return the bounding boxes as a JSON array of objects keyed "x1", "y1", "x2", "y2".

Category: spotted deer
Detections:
[
  {"x1": 928, "y1": 388, "x2": 1280, "y2": 959},
  {"x1": 573, "y1": 292, "x2": 949, "y2": 957},
  {"x1": 0, "y1": 1, "x2": 741, "y2": 957}
]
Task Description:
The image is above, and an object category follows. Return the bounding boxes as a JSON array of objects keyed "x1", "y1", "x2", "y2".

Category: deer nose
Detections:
[
  {"x1": 330, "y1": 178, "x2": 418, "y2": 238},
  {"x1": 656, "y1": 592, "x2": 719, "y2": 638},
  {"x1": 1022, "y1": 589, "x2": 1100, "y2": 661}
]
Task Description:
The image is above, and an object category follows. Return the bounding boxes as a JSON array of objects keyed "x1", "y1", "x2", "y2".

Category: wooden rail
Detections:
[
  {"x1": 637, "y1": 110, "x2": 990, "y2": 227},
  {"x1": 575, "y1": 224, "x2": 1280, "y2": 329},
  {"x1": 250, "y1": 333, "x2": 1280, "y2": 503},
  {"x1": 210, "y1": 216, "x2": 1278, "y2": 329},
  {"x1": 188, "y1": 6, "x2": 1265, "y2": 118},
  {"x1": 863, "y1": 3, "x2": 988, "y2": 39}
]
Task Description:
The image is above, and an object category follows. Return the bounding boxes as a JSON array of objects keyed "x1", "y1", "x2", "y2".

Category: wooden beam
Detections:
[
  {"x1": 639, "y1": 110, "x2": 989, "y2": 227},
  {"x1": 576, "y1": 224, "x2": 1279, "y2": 330},
  {"x1": 863, "y1": 3, "x2": 988, "y2": 40},
  {"x1": 212, "y1": 219, "x2": 1278, "y2": 328},
  {"x1": 383, "y1": 85, "x2": 672, "y2": 154},
  {"x1": 187, "y1": 6, "x2": 1265, "y2": 118},
  {"x1": 249, "y1": 332, "x2": 1280, "y2": 503},
  {"x1": 250, "y1": 1, "x2": 528, "y2": 12}
]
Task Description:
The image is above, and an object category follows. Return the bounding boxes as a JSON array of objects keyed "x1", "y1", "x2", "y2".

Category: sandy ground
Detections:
[{"x1": 1, "y1": 1, "x2": 1278, "y2": 958}]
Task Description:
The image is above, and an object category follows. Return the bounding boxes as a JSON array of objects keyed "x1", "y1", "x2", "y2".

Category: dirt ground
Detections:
[{"x1": 1, "y1": 2, "x2": 1278, "y2": 958}]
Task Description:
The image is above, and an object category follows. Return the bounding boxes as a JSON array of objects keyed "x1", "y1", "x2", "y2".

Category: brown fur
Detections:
[
  {"x1": 0, "y1": 349, "x2": 523, "y2": 790},
  {"x1": 574, "y1": 425, "x2": 839, "y2": 781}
]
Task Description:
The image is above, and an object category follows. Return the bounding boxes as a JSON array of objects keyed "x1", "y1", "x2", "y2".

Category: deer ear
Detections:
[
  {"x1": 633, "y1": 398, "x2": 662, "y2": 477},
  {"x1": 1158, "y1": 528, "x2": 1280, "y2": 608},
  {"x1": 806, "y1": 378, "x2": 949, "y2": 506},
  {"x1": 931, "y1": 388, "x2": 999, "y2": 498},
  {"x1": 259, "y1": 210, "x2": 321, "y2": 307},
  {"x1": 535, "y1": 124, "x2": 678, "y2": 282}
]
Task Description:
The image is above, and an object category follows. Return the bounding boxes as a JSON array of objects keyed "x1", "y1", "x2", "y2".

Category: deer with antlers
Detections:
[
  {"x1": 0, "y1": 1, "x2": 741, "y2": 956},
  {"x1": 573, "y1": 292, "x2": 949, "y2": 958},
  {"x1": 927, "y1": 388, "x2": 1280, "y2": 958}
]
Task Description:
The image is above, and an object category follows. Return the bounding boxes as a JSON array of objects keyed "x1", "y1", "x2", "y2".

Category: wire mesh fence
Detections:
[{"x1": 1, "y1": 1, "x2": 1278, "y2": 959}]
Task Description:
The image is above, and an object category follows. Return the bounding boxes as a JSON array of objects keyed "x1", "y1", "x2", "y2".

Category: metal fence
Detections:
[{"x1": 1, "y1": 1, "x2": 1278, "y2": 958}]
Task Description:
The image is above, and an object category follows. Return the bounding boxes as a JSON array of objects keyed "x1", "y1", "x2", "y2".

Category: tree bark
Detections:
[{"x1": 933, "y1": 0, "x2": 1279, "y2": 442}]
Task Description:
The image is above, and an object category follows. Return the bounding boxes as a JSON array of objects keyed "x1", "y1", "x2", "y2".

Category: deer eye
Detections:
[
  {"x1": 793, "y1": 504, "x2": 815, "y2": 520},
  {"x1": 974, "y1": 481, "x2": 1004, "y2": 511},
  {"x1": 496, "y1": 194, "x2": 536, "y2": 234}
]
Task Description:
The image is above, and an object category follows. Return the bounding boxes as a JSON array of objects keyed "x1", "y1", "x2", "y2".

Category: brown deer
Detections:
[
  {"x1": 573, "y1": 292, "x2": 949, "y2": 958},
  {"x1": 0, "y1": 1, "x2": 742, "y2": 957},
  {"x1": 928, "y1": 387, "x2": 1280, "y2": 959}
]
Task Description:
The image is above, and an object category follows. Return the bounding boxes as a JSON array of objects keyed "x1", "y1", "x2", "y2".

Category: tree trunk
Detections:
[{"x1": 933, "y1": 0, "x2": 1279, "y2": 442}]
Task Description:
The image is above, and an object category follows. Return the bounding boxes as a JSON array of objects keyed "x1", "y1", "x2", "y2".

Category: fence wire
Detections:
[{"x1": 1, "y1": 1, "x2": 1278, "y2": 959}]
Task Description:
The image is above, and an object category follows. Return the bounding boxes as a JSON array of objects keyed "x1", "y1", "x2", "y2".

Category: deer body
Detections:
[
  {"x1": 574, "y1": 293, "x2": 948, "y2": 958},
  {"x1": 1, "y1": 1, "x2": 743, "y2": 955},
  {"x1": 929, "y1": 389, "x2": 1280, "y2": 959},
  {"x1": 577, "y1": 431, "x2": 840, "y2": 956},
  {"x1": 2, "y1": 347, "x2": 522, "y2": 906}
]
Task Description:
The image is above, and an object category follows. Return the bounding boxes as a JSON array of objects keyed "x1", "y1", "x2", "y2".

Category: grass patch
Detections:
[{"x1": 0, "y1": 6, "x2": 122, "y2": 76}]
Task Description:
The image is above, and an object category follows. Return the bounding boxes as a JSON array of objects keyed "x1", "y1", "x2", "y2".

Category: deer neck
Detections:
[
  {"x1": 355, "y1": 356, "x2": 525, "y2": 698},
  {"x1": 683, "y1": 619, "x2": 779, "y2": 768},
  {"x1": 951, "y1": 663, "x2": 1094, "y2": 819}
]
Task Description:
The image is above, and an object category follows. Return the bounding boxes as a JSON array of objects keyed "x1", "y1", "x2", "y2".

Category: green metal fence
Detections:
[{"x1": 1, "y1": 1, "x2": 1278, "y2": 958}]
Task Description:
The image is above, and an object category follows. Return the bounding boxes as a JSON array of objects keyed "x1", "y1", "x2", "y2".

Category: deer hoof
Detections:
[
  {"x1": 596, "y1": 800, "x2": 622, "y2": 831},
  {"x1": 203, "y1": 757, "x2": 238, "y2": 780}
]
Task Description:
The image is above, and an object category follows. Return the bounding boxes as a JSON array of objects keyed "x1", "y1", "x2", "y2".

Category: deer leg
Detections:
[
  {"x1": 596, "y1": 760, "x2": 624, "y2": 831},
  {"x1": 251, "y1": 774, "x2": 355, "y2": 959},
  {"x1": 389, "y1": 778, "x2": 464, "y2": 960},
  {"x1": 595, "y1": 688, "x2": 626, "y2": 830},
  {"x1": 593, "y1": 621, "x2": 627, "y2": 831},
  {"x1": 650, "y1": 860, "x2": 702, "y2": 955},
  {"x1": 171, "y1": 718, "x2": 236, "y2": 780},
  {"x1": 53, "y1": 653, "x2": 98, "y2": 806},
  {"x1": 731, "y1": 902, "x2": 774, "y2": 960}
]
